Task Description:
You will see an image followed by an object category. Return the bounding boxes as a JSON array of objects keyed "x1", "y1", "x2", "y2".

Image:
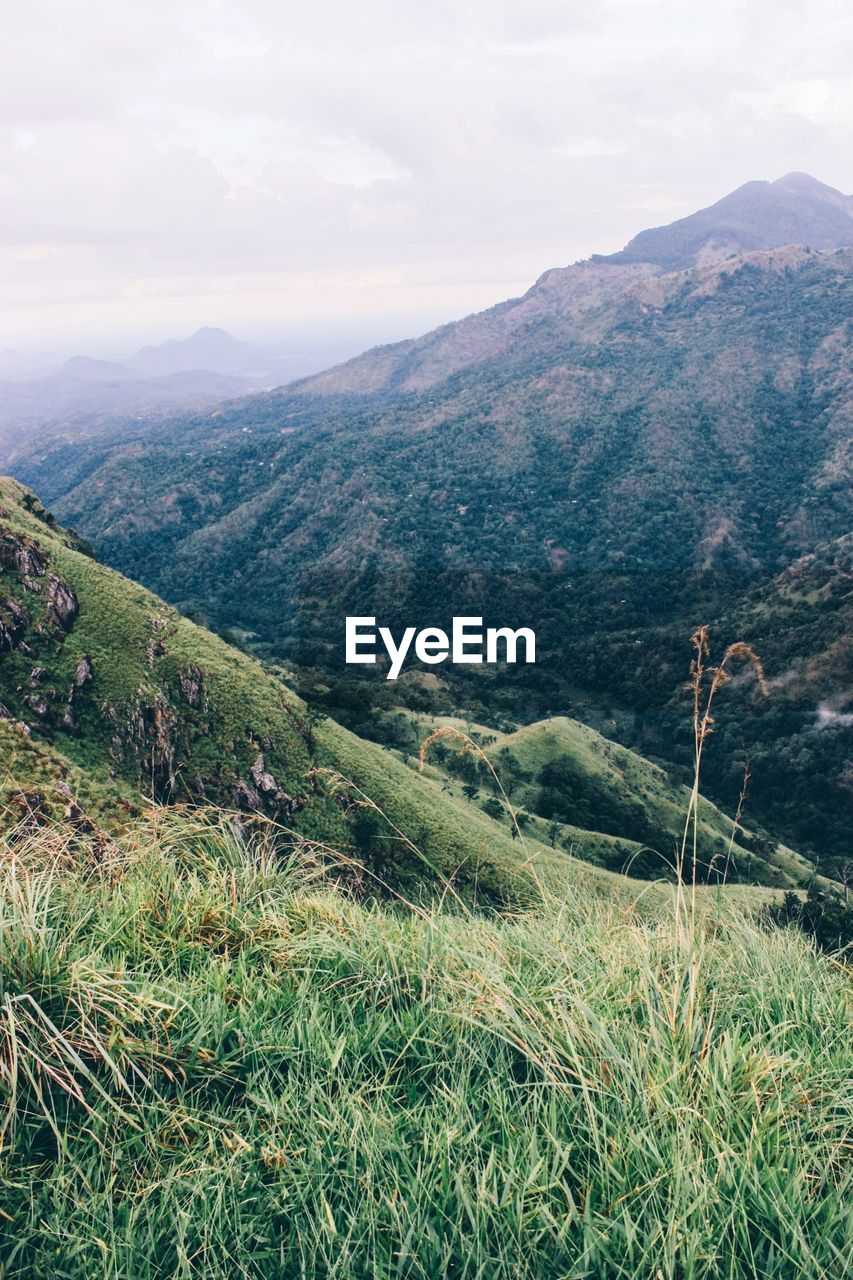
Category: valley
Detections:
[{"x1": 2, "y1": 169, "x2": 851, "y2": 1280}]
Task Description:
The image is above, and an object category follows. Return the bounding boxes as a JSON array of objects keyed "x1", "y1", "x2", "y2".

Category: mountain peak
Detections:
[
  {"x1": 128, "y1": 327, "x2": 266, "y2": 377},
  {"x1": 599, "y1": 172, "x2": 853, "y2": 270},
  {"x1": 774, "y1": 171, "x2": 832, "y2": 191}
]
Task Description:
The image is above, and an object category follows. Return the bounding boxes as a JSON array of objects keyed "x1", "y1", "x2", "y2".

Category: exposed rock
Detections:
[
  {"x1": 29, "y1": 666, "x2": 49, "y2": 684},
  {"x1": 141, "y1": 695, "x2": 178, "y2": 798},
  {"x1": 231, "y1": 778, "x2": 262, "y2": 811},
  {"x1": 0, "y1": 705, "x2": 30, "y2": 734},
  {"x1": 146, "y1": 639, "x2": 166, "y2": 665},
  {"x1": 74, "y1": 655, "x2": 94, "y2": 687},
  {"x1": 59, "y1": 656, "x2": 94, "y2": 732},
  {"x1": 0, "y1": 533, "x2": 47, "y2": 579},
  {"x1": 45, "y1": 575, "x2": 78, "y2": 630},
  {"x1": 6, "y1": 600, "x2": 28, "y2": 626},
  {"x1": 23, "y1": 692, "x2": 49, "y2": 718},
  {"x1": 249, "y1": 752, "x2": 302, "y2": 816},
  {"x1": 179, "y1": 664, "x2": 203, "y2": 706},
  {"x1": 0, "y1": 598, "x2": 30, "y2": 650}
]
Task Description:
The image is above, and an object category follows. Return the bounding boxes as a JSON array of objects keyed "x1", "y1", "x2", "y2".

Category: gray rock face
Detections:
[
  {"x1": 74, "y1": 655, "x2": 94, "y2": 687},
  {"x1": 0, "y1": 533, "x2": 47, "y2": 579},
  {"x1": 45, "y1": 575, "x2": 78, "y2": 630},
  {"x1": 23, "y1": 692, "x2": 49, "y2": 718},
  {"x1": 230, "y1": 752, "x2": 303, "y2": 817},
  {"x1": 179, "y1": 664, "x2": 203, "y2": 706},
  {"x1": 0, "y1": 597, "x2": 30, "y2": 650}
]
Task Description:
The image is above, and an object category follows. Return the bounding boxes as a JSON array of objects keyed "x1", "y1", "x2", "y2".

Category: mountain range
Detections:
[
  {"x1": 2, "y1": 171, "x2": 851, "y2": 880},
  {"x1": 0, "y1": 328, "x2": 357, "y2": 458},
  {"x1": 4, "y1": 474, "x2": 808, "y2": 897}
]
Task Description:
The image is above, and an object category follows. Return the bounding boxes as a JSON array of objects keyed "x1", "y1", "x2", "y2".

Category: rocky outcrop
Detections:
[
  {"x1": 229, "y1": 753, "x2": 304, "y2": 817},
  {"x1": 62, "y1": 655, "x2": 94, "y2": 730},
  {"x1": 74, "y1": 655, "x2": 94, "y2": 687},
  {"x1": 248, "y1": 752, "x2": 302, "y2": 815},
  {"x1": 0, "y1": 532, "x2": 47, "y2": 580},
  {"x1": 179, "y1": 664, "x2": 203, "y2": 707},
  {"x1": 23, "y1": 692, "x2": 49, "y2": 719},
  {"x1": 0, "y1": 598, "x2": 30, "y2": 651},
  {"x1": 45, "y1": 575, "x2": 78, "y2": 630}
]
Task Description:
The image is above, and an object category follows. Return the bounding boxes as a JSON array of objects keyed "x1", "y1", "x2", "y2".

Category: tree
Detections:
[{"x1": 482, "y1": 796, "x2": 504, "y2": 822}]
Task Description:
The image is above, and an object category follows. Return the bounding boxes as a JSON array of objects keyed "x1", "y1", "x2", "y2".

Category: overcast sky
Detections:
[{"x1": 2, "y1": 0, "x2": 852, "y2": 354}]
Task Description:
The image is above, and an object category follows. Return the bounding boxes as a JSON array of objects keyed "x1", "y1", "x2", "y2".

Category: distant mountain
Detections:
[
  {"x1": 0, "y1": 326, "x2": 362, "y2": 461},
  {"x1": 0, "y1": 365, "x2": 251, "y2": 457},
  {"x1": 0, "y1": 348, "x2": 61, "y2": 381},
  {"x1": 598, "y1": 172, "x2": 853, "y2": 270},
  {"x1": 59, "y1": 355, "x2": 137, "y2": 382},
  {"x1": 7, "y1": 175, "x2": 853, "y2": 866},
  {"x1": 128, "y1": 326, "x2": 274, "y2": 378}
]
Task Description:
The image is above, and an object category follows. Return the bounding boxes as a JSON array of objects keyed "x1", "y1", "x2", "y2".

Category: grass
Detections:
[
  {"x1": 391, "y1": 708, "x2": 812, "y2": 888},
  {"x1": 0, "y1": 722, "x2": 141, "y2": 837},
  {"x1": 0, "y1": 813, "x2": 849, "y2": 1279}
]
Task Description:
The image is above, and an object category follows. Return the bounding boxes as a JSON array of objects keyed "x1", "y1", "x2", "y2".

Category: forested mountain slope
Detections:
[
  {"x1": 5, "y1": 177, "x2": 851, "y2": 874},
  {"x1": 3, "y1": 477, "x2": 805, "y2": 896}
]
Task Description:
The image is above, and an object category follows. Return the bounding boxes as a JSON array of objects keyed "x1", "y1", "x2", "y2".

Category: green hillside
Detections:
[
  {"x1": 0, "y1": 719, "x2": 142, "y2": 839},
  {"x1": 384, "y1": 711, "x2": 812, "y2": 887},
  {"x1": 1, "y1": 477, "x2": 813, "y2": 899},
  {"x1": 8, "y1": 241, "x2": 851, "y2": 871},
  {"x1": 482, "y1": 717, "x2": 811, "y2": 885}
]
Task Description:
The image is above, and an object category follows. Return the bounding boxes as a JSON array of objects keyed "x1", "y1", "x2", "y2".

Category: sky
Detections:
[{"x1": 2, "y1": 0, "x2": 852, "y2": 355}]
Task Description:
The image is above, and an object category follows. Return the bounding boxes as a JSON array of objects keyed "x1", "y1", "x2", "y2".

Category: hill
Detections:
[
  {"x1": 4, "y1": 175, "x2": 851, "y2": 871},
  {"x1": 128, "y1": 326, "x2": 274, "y2": 378},
  {"x1": 1, "y1": 476, "x2": 813, "y2": 895},
  {"x1": 380, "y1": 710, "x2": 811, "y2": 887},
  {"x1": 599, "y1": 171, "x2": 853, "y2": 270}
]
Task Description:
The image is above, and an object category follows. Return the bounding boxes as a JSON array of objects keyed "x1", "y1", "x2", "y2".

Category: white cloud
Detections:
[{"x1": 0, "y1": 0, "x2": 851, "y2": 349}]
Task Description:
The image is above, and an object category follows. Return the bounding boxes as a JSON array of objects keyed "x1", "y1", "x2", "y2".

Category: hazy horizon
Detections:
[{"x1": 3, "y1": 1, "x2": 852, "y2": 354}]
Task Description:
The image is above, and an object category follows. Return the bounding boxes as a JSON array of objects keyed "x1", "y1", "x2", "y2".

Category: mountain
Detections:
[
  {"x1": 0, "y1": 329, "x2": 360, "y2": 461},
  {"x1": 282, "y1": 172, "x2": 853, "y2": 398},
  {"x1": 0, "y1": 366, "x2": 251, "y2": 458},
  {"x1": 1, "y1": 475, "x2": 811, "y2": 892},
  {"x1": 59, "y1": 355, "x2": 137, "y2": 382},
  {"x1": 23, "y1": 242, "x2": 852, "y2": 592},
  {"x1": 599, "y1": 172, "x2": 853, "y2": 270},
  {"x1": 5, "y1": 174, "x2": 851, "y2": 868},
  {"x1": 0, "y1": 347, "x2": 58, "y2": 381},
  {"x1": 126, "y1": 325, "x2": 358, "y2": 386},
  {"x1": 128, "y1": 326, "x2": 276, "y2": 378}
]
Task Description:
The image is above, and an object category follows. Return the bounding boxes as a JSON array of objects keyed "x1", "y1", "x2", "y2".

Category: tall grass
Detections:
[{"x1": 0, "y1": 810, "x2": 850, "y2": 1279}]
